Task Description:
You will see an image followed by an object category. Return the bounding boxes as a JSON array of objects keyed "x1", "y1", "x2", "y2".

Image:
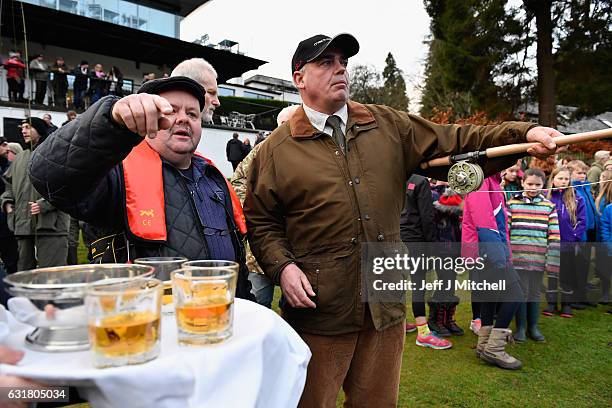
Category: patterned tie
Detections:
[{"x1": 326, "y1": 115, "x2": 345, "y2": 154}]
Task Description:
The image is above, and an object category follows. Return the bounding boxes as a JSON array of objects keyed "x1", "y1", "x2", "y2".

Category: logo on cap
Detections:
[{"x1": 313, "y1": 38, "x2": 331, "y2": 47}]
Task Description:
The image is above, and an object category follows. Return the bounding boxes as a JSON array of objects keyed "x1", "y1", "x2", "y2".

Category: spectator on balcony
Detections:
[
  {"x1": 89, "y1": 64, "x2": 108, "y2": 104},
  {"x1": 72, "y1": 61, "x2": 89, "y2": 111},
  {"x1": 108, "y1": 66, "x2": 124, "y2": 97},
  {"x1": 227, "y1": 133, "x2": 244, "y2": 171},
  {"x1": 4, "y1": 51, "x2": 26, "y2": 102},
  {"x1": 29, "y1": 54, "x2": 49, "y2": 105},
  {"x1": 142, "y1": 72, "x2": 156, "y2": 84},
  {"x1": 51, "y1": 57, "x2": 69, "y2": 108}
]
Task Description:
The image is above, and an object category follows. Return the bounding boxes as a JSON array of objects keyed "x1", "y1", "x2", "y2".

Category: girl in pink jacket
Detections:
[{"x1": 461, "y1": 173, "x2": 524, "y2": 370}]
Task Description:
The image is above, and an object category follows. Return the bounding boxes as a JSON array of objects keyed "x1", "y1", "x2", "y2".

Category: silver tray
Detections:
[{"x1": 3, "y1": 264, "x2": 154, "y2": 352}]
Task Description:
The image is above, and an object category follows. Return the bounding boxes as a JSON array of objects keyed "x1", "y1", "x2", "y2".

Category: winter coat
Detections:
[
  {"x1": 51, "y1": 63, "x2": 69, "y2": 86},
  {"x1": 29, "y1": 59, "x2": 48, "y2": 81},
  {"x1": 503, "y1": 181, "x2": 521, "y2": 201},
  {"x1": 461, "y1": 174, "x2": 510, "y2": 264},
  {"x1": 230, "y1": 143, "x2": 264, "y2": 274},
  {"x1": 73, "y1": 66, "x2": 89, "y2": 90},
  {"x1": 4, "y1": 57, "x2": 25, "y2": 81},
  {"x1": 0, "y1": 158, "x2": 12, "y2": 238},
  {"x1": 599, "y1": 203, "x2": 612, "y2": 255},
  {"x1": 507, "y1": 193, "x2": 560, "y2": 274},
  {"x1": 245, "y1": 101, "x2": 535, "y2": 335},
  {"x1": 433, "y1": 189, "x2": 462, "y2": 243},
  {"x1": 1, "y1": 147, "x2": 68, "y2": 237},
  {"x1": 29, "y1": 96, "x2": 254, "y2": 301},
  {"x1": 400, "y1": 174, "x2": 437, "y2": 242},
  {"x1": 226, "y1": 138, "x2": 244, "y2": 161},
  {"x1": 549, "y1": 189, "x2": 587, "y2": 243},
  {"x1": 572, "y1": 180, "x2": 598, "y2": 238}
]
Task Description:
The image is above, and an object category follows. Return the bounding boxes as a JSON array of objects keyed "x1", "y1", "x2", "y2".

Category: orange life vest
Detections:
[{"x1": 122, "y1": 140, "x2": 247, "y2": 242}]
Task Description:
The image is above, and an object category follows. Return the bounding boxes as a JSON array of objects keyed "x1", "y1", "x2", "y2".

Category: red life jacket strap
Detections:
[{"x1": 122, "y1": 141, "x2": 167, "y2": 241}]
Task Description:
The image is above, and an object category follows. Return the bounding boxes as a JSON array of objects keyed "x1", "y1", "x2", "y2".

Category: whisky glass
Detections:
[
  {"x1": 172, "y1": 261, "x2": 238, "y2": 346},
  {"x1": 85, "y1": 277, "x2": 162, "y2": 368},
  {"x1": 134, "y1": 257, "x2": 187, "y2": 314}
]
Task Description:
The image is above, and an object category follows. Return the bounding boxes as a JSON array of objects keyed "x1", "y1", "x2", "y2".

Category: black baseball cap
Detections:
[
  {"x1": 0, "y1": 136, "x2": 7, "y2": 144},
  {"x1": 291, "y1": 33, "x2": 360, "y2": 74},
  {"x1": 138, "y1": 76, "x2": 206, "y2": 111}
]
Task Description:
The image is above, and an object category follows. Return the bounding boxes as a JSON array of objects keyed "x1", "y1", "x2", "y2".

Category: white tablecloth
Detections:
[{"x1": 0, "y1": 299, "x2": 311, "y2": 408}]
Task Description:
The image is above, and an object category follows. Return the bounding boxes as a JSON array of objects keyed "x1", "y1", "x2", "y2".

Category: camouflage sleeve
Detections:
[{"x1": 230, "y1": 143, "x2": 262, "y2": 205}]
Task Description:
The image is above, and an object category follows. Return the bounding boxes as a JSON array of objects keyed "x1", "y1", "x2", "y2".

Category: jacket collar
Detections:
[{"x1": 289, "y1": 100, "x2": 375, "y2": 138}]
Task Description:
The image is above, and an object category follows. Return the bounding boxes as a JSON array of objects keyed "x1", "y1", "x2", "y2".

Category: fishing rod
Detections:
[{"x1": 420, "y1": 128, "x2": 612, "y2": 194}]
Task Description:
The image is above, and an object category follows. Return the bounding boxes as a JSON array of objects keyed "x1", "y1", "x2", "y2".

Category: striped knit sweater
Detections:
[{"x1": 507, "y1": 193, "x2": 561, "y2": 274}]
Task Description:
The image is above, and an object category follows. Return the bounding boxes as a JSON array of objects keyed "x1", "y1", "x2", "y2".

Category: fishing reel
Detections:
[
  {"x1": 443, "y1": 151, "x2": 487, "y2": 194},
  {"x1": 448, "y1": 161, "x2": 484, "y2": 194}
]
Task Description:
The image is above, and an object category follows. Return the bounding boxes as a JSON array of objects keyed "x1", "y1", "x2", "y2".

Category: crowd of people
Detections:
[
  {"x1": 398, "y1": 151, "x2": 611, "y2": 369},
  {"x1": 0, "y1": 111, "x2": 79, "y2": 291},
  {"x1": 0, "y1": 32, "x2": 609, "y2": 406},
  {"x1": 2, "y1": 51, "x2": 134, "y2": 110}
]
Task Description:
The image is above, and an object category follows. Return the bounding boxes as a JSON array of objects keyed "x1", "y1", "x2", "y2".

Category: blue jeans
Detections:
[{"x1": 248, "y1": 273, "x2": 273, "y2": 309}]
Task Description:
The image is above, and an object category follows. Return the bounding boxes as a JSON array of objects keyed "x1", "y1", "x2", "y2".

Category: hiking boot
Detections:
[
  {"x1": 476, "y1": 325, "x2": 492, "y2": 358},
  {"x1": 428, "y1": 300, "x2": 451, "y2": 337},
  {"x1": 470, "y1": 318, "x2": 482, "y2": 336},
  {"x1": 481, "y1": 328, "x2": 523, "y2": 370},
  {"x1": 542, "y1": 302, "x2": 557, "y2": 316},
  {"x1": 444, "y1": 301, "x2": 464, "y2": 336},
  {"x1": 559, "y1": 304, "x2": 573, "y2": 318},
  {"x1": 514, "y1": 303, "x2": 527, "y2": 343},
  {"x1": 405, "y1": 322, "x2": 417, "y2": 333},
  {"x1": 526, "y1": 302, "x2": 545, "y2": 342},
  {"x1": 416, "y1": 332, "x2": 452, "y2": 350}
]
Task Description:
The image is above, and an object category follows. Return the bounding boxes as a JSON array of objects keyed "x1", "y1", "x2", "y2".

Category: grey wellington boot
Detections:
[
  {"x1": 475, "y1": 325, "x2": 493, "y2": 359},
  {"x1": 481, "y1": 328, "x2": 523, "y2": 370}
]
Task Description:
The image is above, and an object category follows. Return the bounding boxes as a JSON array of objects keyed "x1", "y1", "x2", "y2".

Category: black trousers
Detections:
[
  {"x1": 35, "y1": 80, "x2": 47, "y2": 104},
  {"x1": 7, "y1": 78, "x2": 22, "y2": 101},
  {"x1": 0, "y1": 235, "x2": 18, "y2": 274}
]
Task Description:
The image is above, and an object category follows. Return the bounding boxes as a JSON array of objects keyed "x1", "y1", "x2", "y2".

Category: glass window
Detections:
[
  {"x1": 218, "y1": 87, "x2": 235, "y2": 97},
  {"x1": 20, "y1": 0, "x2": 179, "y2": 38},
  {"x1": 244, "y1": 91, "x2": 273, "y2": 100}
]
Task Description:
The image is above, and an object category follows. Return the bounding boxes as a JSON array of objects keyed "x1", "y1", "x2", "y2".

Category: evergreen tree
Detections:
[
  {"x1": 380, "y1": 53, "x2": 409, "y2": 111},
  {"x1": 421, "y1": 0, "x2": 529, "y2": 118}
]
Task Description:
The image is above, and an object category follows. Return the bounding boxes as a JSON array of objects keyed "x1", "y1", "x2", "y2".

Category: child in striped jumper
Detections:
[{"x1": 507, "y1": 168, "x2": 560, "y2": 342}]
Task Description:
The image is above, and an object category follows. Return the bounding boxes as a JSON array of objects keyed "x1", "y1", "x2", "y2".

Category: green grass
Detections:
[
  {"x1": 270, "y1": 287, "x2": 611, "y2": 407},
  {"x1": 76, "y1": 239, "x2": 611, "y2": 407}
]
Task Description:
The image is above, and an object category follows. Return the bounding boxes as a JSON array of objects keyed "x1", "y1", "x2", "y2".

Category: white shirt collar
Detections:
[{"x1": 302, "y1": 103, "x2": 348, "y2": 134}]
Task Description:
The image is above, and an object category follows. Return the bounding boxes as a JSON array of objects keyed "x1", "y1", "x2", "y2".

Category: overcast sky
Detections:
[{"x1": 181, "y1": 0, "x2": 432, "y2": 111}]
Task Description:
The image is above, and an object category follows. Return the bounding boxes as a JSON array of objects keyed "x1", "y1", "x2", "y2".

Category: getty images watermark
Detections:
[{"x1": 361, "y1": 243, "x2": 518, "y2": 303}]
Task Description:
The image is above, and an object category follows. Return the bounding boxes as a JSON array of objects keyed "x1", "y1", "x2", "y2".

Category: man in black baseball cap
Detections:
[
  {"x1": 30, "y1": 74, "x2": 254, "y2": 302},
  {"x1": 291, "y1": 33, "x2": 359, "y2": 74},
  {"x1": 245, "y1": 32, "x2": 564, "y2": 407}
]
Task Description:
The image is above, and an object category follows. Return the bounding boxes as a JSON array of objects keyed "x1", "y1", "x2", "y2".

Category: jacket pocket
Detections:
[
  {"x1": 296, "y1": 251, "x2": 355, "y2": 318},
  {"x1": 36, "y1": 210, "x2": 58, "y2": 232}
]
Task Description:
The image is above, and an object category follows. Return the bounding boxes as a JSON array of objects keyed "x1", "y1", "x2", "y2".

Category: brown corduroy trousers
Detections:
[{"x1": 297, "y1": 311, "x2": 405, "y2": 408}]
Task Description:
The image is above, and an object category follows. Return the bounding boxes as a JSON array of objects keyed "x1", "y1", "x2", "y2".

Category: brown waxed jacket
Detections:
[{"x1": 244, "y1": 101, "x2": 535, "y2": 335}]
